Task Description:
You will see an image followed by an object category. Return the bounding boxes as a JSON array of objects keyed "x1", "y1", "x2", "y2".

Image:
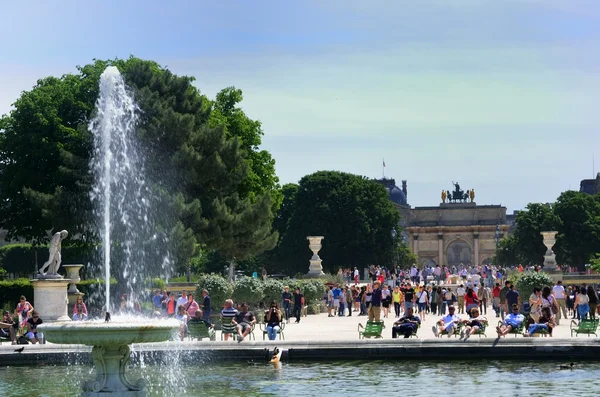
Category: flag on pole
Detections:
[{"x1": 383, "y1": 159, "x2": 386, "y2": 167}]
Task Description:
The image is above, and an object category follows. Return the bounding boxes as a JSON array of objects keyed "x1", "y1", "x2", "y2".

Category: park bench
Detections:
[
  {"x1": 358, "y1": 321, "x2": 385, "y2": 339},
  {"x1": 570, "y1": 318, "x2": 599, "y2": 337}
]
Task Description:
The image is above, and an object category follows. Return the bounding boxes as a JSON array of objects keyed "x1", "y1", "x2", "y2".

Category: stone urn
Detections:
[
  {"x1": 63, "y1": 264, "x2": 85, "y2": 307},
  {"x1": 306, "y1": 236, "x2": 325, "y2": 277},
  {"x1": 540, "y1": 231, "x2": 559, "y2": 272},
  {"x1": 63, "y1": 264, "x2": 83, "y2": 294}
]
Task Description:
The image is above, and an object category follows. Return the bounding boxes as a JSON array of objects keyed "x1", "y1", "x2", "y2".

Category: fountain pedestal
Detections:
[
  {"x1": 31, "y1": 278, "x2": 71, "y2": 322},
  {"x1": 306, "y1": 236, "x2": 325, "y2": 277},
  {"x1": 39, "y1": 320, "x2": 179, "y2": 396}
]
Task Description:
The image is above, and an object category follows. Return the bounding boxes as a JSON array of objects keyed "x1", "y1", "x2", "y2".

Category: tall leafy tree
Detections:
[
  {"x1": 272, "y1": 171, "x2": 400, "y2": 275},
  {"x1": 553, "y1": 191, "x2": 600, "y2": 270},
  {"x1": 0, "y1": 57, "x2": 279, "y2": 282},
  {"x1": 510, "y1": 203, "x2": 560, "y2": 266}
]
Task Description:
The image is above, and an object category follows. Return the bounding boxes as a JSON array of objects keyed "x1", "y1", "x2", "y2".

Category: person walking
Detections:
[
  {"x1": 293, "y1": 287, "x2": 304, "y2": 323},
  {"x1": 281, "y1": 286, "x2": 292, "y2": 323},
  {"x1": 553, "y1": 281, "x2": 568, "y2": 324}
]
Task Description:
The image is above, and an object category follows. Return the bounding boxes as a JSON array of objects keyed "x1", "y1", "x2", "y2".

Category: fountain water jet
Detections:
[{"x1": 39, "y1": 66, "x2": 178, "y2": 396}]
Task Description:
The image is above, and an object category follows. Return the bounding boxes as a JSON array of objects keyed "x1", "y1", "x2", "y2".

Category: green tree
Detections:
[
  {"x1": 553, "y1": 191, "x2": 600, "y2": 270},
  {"x1": 209, "y1": 87, "x2": 279, "y2": 201},
  {"x1": 261, "y1": 183, "x2": 298, "y2": 273},
  {"x1": 0, "y1": 57, "x2": 279, "y2": 284},
  {"x1": 272, "y1": 171, "x2": 400, "y2": 275},
  {"x1": 396, "y1": 243, "x2": 418, "y2": 269},
  {"x1": 495, "y1": 234, "x2": 519, "y2": 267},
  {"x1": 510, "y1": 203, "x2": 561, "y2": 266}
]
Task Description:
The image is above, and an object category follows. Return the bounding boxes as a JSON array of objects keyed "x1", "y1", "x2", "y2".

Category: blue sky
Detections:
[{"x1": 1, "y1": 0, "x2": 599, "y2": 212}]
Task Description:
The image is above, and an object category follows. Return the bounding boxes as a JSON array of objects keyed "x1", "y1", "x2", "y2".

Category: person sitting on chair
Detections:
[
  {"x1": 460, "y1": 307, "x2": 487, "y2": 340},
  {"x1": 0, "y1": 310, "x2": 17, "y2": 345},
  {"x1": 175, "y1": 305, "x2": 189, "y2": 340},
  {"x1": 219, "y1": 299, "x2": 238, "y2": 341},
  {"x1": 432, "y1": 305, "x2": 461, "y2": 337},
  {"x1": 392, "y1": 307, "x2": 421, "y2": 338},
  {"x1": 524, "y1": 307, "x2": 555, "y2": 337},
  {"x1": 233, "y1": 302, "x2": 255, "y2": 343},
  {"x1": 73, "y1": 297, "x2": 88, "y2": 321},
  {"x1": 496, "y1": 304, "x2": 525, "y2": 336},
  {"x1": 25, "y1": 311, "x2": 44, "y2": 344},
  {"x1": 265, "y1": 301, "x2": 282, "y2": 341}
]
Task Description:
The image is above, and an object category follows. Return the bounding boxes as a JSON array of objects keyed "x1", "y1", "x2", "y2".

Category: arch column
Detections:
[
  {"x1": 473, "y1": 232, "x2": 480, "y2": 266},
  {"x1": 413, "y1": 234, "x2": 419, "y2": 257},
  {"x1": 438, "y1": 233, "x2": 444, "y2": 267}
]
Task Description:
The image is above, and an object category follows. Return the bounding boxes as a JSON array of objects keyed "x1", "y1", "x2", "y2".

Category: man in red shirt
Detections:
[{"x1": 492, "y1": 283, "x2": 501, "y2": 318}]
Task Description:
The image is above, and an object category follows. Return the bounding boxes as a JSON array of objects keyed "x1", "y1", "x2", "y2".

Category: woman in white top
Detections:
[
  {"x1": 381, "y1": 285, "x2": 391, "y2": 318},
  {"x1": 417, "y1": 286, "x2": 429, "y2": 321},
  {"x1": 529, "y1": 287, "x2": 543, "y2": 323},
  {"x1": 575, "y1": 286, "x2": 590, "y2": 321}
]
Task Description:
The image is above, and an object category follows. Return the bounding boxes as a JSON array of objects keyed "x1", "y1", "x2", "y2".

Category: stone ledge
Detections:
[{"x1": 1, "y1": 338, "x2": 599, "y2": 365}]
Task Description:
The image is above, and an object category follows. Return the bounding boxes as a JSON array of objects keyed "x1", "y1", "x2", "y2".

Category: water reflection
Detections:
[{"x1": 0, "y1": 360, "x2": 599, "y2": 397}]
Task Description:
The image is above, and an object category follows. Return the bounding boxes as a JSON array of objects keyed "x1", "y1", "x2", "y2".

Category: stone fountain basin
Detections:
[{"x1": 38, "y1": 319, "x2": 179, "y2": 346}]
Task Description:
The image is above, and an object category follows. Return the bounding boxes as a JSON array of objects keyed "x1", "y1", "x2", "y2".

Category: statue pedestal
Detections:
[
  {"x1": 31, "y1": 278, "x2": 71, "y2": 322},
  {"x1": 306, "y1": 236, "x2": 326, "y2": 278}
]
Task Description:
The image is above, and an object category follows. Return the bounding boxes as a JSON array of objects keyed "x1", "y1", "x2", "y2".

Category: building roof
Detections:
[{"x1": 375, "y1": 178, "x2": 408, "y2": 206}]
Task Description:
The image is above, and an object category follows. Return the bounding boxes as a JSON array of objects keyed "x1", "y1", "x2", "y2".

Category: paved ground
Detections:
[{"x1": 258, "y1": 306, "x2": 584, "y2": 341}]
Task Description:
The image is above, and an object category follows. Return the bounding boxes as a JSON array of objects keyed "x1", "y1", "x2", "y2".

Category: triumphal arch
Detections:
[{"x1": 405, "y1": 182, "x2": 508, "y2": 268}]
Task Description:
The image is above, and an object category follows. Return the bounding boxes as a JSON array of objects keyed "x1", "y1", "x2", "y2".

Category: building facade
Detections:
[
  {"x1": 377, "y1": 178, "x2": 509, "y2": 267},
  {"x1": 580, "y1": 173, "x2": 600, "y2": 195},
  {"x1": 406, "y1": 203, "x2": 508, "y2": 267}
]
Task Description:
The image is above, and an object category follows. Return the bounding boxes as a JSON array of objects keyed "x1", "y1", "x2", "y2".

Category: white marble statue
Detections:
[{"x1": 39, "y1": 230, "x2": 68, "y2": 277}]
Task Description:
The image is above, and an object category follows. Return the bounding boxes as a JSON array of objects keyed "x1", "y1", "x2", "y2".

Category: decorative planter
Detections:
[
  {"x1": 306, "y1": 236, "x2": 325, "y2": 277},
  {"x1": 540, "y1": 231, "x2": 559, "y2": 272}
]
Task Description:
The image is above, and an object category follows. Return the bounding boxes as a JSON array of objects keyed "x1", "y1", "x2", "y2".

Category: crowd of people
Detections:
[
  {"x1": 4, "y1": 263, "x2": 599, "y2": 345},
  {"x1": 0, "y1": 295, "x2": 44, "y2": 345}
]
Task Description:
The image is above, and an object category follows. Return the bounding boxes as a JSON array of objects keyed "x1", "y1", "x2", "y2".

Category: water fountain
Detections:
[{"x1": 38, "y1": 66, "x2": 178, "y2": 396}]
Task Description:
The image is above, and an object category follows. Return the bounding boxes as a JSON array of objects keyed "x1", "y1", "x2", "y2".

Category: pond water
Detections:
[{"x1": 0, "y1": 360, "x2": 599, "y2": 396}]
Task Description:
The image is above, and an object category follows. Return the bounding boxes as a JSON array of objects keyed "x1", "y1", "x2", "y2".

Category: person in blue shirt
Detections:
[
  {"x1": 505, "y1": 283, "x2": 521, "y2": 312},
  {"x1": 368, "y1": 281, "x2": 382, "y2": 321},
  {"x1": 201, "y1": 289, "x2": 211, "y2": 322},
  {"x1": 152, "y1": 289, "x2": 162, "y2": 313},
  {"x1": 496, "y1": 304, "x2": 525, "y2": 336}
]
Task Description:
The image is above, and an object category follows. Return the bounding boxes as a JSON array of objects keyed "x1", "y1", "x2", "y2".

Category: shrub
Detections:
[
  {"x1": 514, "y1": 271, "x2": 554, "y2": 301},
  {"x1": 232, "y1": 276, "x2": 264, "y2": 309},
  {"x1": 151, "y1": 277, "x2": 166, "y2": 291},
  {"x1": 261, "y1": 278, "x2": 285, "y2": 307},
  {"x1": 196, "y1": 273, "x2": 232, "y2": 311},
  {"x1": 0, "y1": 278, "x2": 34, "y2": 308},
  {"x1": 286, "y1": 279, "x2": 327, "y2": 305},
  {"x1": 323, "y1": 273, "x2": 346, "y2": 286}
]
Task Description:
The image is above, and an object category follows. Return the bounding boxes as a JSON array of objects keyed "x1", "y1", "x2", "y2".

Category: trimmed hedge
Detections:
[
  {"x1": 195, "y1": 273, "x2": 233, "y2": 312},
  {"x1": 0, "y1": 278, "x2": 34, "y2": 309},
  {"x1": 232, "y1": 276, "x2": 264, "y2": 308},
  {"x1": 0, "y1": 243, "x2": 95, "y2": 277},
  {"x1": 194, "y1": 275, "x2": 328, "y2": 312}
]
